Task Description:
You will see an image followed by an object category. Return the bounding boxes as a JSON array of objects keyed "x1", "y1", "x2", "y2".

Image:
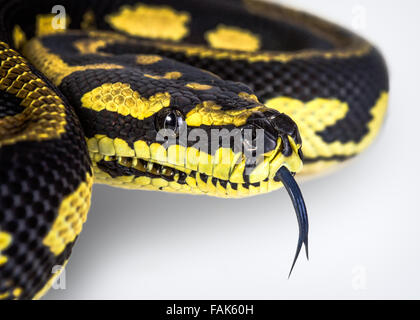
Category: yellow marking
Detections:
[
  {"x1": 12, "y1": 288, "x2": 22, "y2": 298},
  {"x1": 81, "y1": 10, "x2": 96, "y2": 30},
  {"x1": 213, "y1": 148, "x2": 236, "y2": 181},
  {"x1": 206, "y1": 25, "x2": 261, "y2": 52},
  {"x1": 116, "y1": 175, "x2": 135, "y2": 183},
  {"x1": 0, "y1": 42, "x2": 67, "y2": 147},
  {"x1": 152, "y1": 41, "x2": 371, "y2": 64},
  {"x1": 74, "y1": 39, "x2": 114, "y2": 55},
  {"x1": 88, "y1": 136, "x2": 176, "y2": 164},
  {"x1": 86, "y1": 137, "x2": 99, "y2": 153},
  {"x1": 81, "y1": 82, "x2": 171, "y2": 120},
  {"x1": 167, "y1": 144, "x2": 186, "y2": 167},
  {"x1": 186, "y1": 147, "x2": 200, "y2": 171},
  {"x1": 248, "y1": 158, "x2": 270, "y2": 183},
  {"x1": 229, "y1": 158, "x2": 246, "y2": 183},
  {"x1": 33, "y1": 260, "x2": 68, "y2": 300},
  {"x1": 238, "y1": 92, "x2": 259, "y2": 102},
  {"x1": 0, "y1": 292, "x2": 9, "y2": 299},
  {"x1": 185, "y1": 175, "x2": 197, "y2": 189},
  {"x1": 135, "y1": 176, "x2": 151, "y2": 186},
  {"x1": 198, "y1": 151, "x2": 213, "y2": 176},
  {"x1": 23, "y1": 39, "x2": 124, "y2": 85},
  {"x1": 106, "y1": 4, "x2": 190, "y2": 41},
  {"x1": 150, "y1": 143, "x2": 167, "y2": 163},
  {"x1": 136, "y1": 55, "x2": 162, "y2": 65},
  {"x1": 266, "y1": 92, "x2": 389, "y2": 158},
  {"x1": 0, "y1": 231, "x2": 12, "y2": 266},
  {"x1": 73, "y1": 32, "x2": 129, "y2": 55},
  {"x1": 86, "y1": 30, "x2": 130, "y2": 40},
  {"x1": 13, "y1": 25, "x2": 26, "y2": 49},
  {"x1": 186, "y1": 101, "x2": 266, "y2": 127},
  {"x1": 134, "y1": 140, "x2": 151, "y2": 159},
  {"x1": 206, "y1": 175, "x2": 218, "y2": 194},
  {"x1": 114, "y1": 138, "x2": 135, "y2": 157},
  {"x1": 43, "y1": 173, "x2": 93, "y2": 255},
  {"x1": 98, "y1": 136, "x2": 116, "y2": 156},
  {"x1": 152, "y1": 178, "x2": 169, "y2": 188},
  {"x1": 144, "y1": 71, "x2": 182, "y2": 80},
  {"x1": 36, "y1": 14, "x2": 70, "y2": 37},
  {"x1": 185, "y1": 83, "x2": 213, "y2": 90},
  {"x1": 269, "y1": 145, "x2": 303, "y2": 179}
]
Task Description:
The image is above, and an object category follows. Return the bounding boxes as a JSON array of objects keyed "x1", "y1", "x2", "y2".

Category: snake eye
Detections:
[{"x1": 155, "y1": 108, "x2": 185, "y2": 137}]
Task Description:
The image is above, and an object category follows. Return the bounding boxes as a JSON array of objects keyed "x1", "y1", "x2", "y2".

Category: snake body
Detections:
[{"x1": 0, "y1": 0, "x2": 388, "y2": 299}]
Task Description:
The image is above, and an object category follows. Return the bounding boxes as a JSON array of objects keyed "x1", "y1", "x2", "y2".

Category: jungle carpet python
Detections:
[{"x1": 0, "y1": 0, "x2": 388, "y2": 299}]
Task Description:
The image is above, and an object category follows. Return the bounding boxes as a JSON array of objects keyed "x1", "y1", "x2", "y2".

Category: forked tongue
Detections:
[{"x1": 275, "y1": 166, "x2": 309, "y2": 278}]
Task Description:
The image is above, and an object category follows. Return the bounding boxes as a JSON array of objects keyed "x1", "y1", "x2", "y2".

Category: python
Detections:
[{"x1": 0, "y1": 0, "x2": 388, "y2": 299}]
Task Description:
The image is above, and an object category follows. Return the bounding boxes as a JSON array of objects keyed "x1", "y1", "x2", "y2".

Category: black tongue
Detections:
[{"x1": 275, "y1": 166, "x2": 309, "y2": 277}]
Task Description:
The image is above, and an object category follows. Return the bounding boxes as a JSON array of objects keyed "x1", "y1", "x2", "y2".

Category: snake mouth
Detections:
[
  {"x1": 90, "y1": 135, "x2": 303, "y2": 195},
  {"x1": 94, "y1": 153, "x2": 292, "y2": 191}
]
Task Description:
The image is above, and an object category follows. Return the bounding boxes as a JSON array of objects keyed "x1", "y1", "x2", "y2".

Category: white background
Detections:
[{"x1": 46, "y1": 0, "x2": 420, "y2": 299}]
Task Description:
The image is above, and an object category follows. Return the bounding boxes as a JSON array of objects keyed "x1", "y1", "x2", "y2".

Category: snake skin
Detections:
[{"x1": 0, "y1": 0, "x2": 388, "y2": 299}]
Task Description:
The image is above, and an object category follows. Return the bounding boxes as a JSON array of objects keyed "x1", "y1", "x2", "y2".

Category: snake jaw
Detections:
[{"x1": 89, "y1": 121, "x2": 305, "y2": 197}]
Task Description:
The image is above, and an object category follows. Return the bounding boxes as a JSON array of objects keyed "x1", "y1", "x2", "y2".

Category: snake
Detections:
[{"x1": 0, "y1": 0, "x2": 388, "y2": 299}]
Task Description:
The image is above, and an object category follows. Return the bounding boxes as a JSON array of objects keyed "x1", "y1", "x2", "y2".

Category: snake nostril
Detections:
[
  {"x1": 244, "y1": 110, "x2": 303, "y2": 158},
  {"x1": 265, "y1": 111, "x2": 302, "y2": 145},
  {"x1": 241, "y1": 122, "x2": 278, "y2": 155}
]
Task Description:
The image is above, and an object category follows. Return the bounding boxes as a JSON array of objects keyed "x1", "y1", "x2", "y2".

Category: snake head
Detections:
[
  {"x1": 82, "y1": 79, "x2": 304, "y2": 197},
  {"x1": 139, "y1": 96, "x2": 305, "y2": 195}
]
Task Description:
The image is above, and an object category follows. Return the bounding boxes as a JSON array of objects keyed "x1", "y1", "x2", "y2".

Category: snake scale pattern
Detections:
[{"x1": 0, "y1": 0, "x2": 388, "y2": 299}]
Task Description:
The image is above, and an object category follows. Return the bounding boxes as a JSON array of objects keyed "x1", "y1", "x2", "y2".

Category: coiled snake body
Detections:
[{"x1": 0, "y1": 0, "x2": 388, "y2": 299}]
